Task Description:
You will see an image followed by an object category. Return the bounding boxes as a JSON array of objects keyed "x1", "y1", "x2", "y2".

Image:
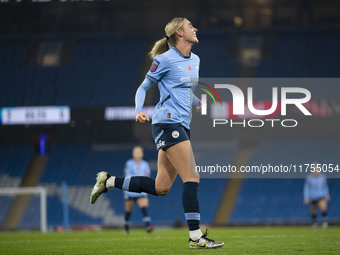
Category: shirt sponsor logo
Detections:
[{"x1": 157, "y1": 140, "x2": 165, "y2": 149}]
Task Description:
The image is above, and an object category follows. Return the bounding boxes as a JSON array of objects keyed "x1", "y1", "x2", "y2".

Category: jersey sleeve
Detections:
[
  {"x1": 135, "y1": 76, "x2": 155, "y2": 113},
  {"x1": 146, "y1": 54, "x2": 171, "y2": 83},
  {"x1": 124, "y1": 161, "x2": 132, "y2": 177},
  {"x1": 303, "y1": 178, "x2": 310, "y2": 200},
  {"x1": 145, "y1": 161, "x2": 151, "y2": 176}
]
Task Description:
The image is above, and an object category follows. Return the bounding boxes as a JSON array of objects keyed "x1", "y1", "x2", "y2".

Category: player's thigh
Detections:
[
  {"x1": 165, "y1": 140, "x2": 199, "y2": 183},
  {"x1": 125, "y1": 200, "x2": 134, "y2": 212},
  {"x1": 137, "y1": 197, "x2": 149, "y2": 207},
  {"x1": 155, "y1": 149, "x2": 178, "y2": 195},
  {"x1": 318, "y1": 199, "x2": 327, "y2": 211}
]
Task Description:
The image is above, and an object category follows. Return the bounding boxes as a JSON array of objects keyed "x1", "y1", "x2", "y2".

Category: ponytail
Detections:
[{"x1": 148, "y1": 37, "x2": 171, "y2": 60}]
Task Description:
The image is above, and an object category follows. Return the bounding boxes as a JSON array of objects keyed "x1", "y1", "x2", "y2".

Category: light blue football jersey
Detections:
[
  {"x1": 303, "y1": 174, "x2": 329, "y2": 201},
  {"x1": 136, "y1": 46, "x2": 200, "y2": 129},
  {"x1": 124, "y1": 159, "x2": 151, "y2": 198}
]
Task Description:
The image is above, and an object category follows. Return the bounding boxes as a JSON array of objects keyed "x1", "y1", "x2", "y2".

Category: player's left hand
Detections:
[
  {"x1": 196, "y1": 100, "x2": 202, "y2": 113},
  {"x1": 136, "y1": 111, "x2": 149, "y2": 124}
]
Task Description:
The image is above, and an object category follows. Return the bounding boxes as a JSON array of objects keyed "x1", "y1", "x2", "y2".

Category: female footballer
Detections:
[
  {"x1": 90, "y1": 17, "x2": 223, "y2": 249},
  {"x1": 123, "y1": 146, "x2": 153, "y2": 234},
  {"x1": 304, "y1": 163, "x2": 330, "y2": 229}
]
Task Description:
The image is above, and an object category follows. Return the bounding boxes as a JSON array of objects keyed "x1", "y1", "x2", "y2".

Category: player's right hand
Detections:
[{"x1": 136, "y1": 111, "x2": 149, "y2": 124}]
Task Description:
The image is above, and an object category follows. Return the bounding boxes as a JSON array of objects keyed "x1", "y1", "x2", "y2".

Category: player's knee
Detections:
[
  {"x1": 155, "y1": 187, "x2": 170, "y2": 196},
  {"x1": 192, "y1": 178, "x2": 200, "y2": 183},
  {"x1": 182, "y1": 177, "x2": 200, "y2": 183}
]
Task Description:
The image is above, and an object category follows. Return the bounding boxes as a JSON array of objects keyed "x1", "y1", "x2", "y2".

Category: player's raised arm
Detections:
[
  {"x1": 135, "y1": 53, "x2": 170, "y2": 124},
  {"x1": 135, "y1": 76, "x2": 155, "y2": 123}
]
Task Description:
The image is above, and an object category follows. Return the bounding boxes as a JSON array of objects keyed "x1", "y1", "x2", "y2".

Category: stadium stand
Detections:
[
  {"x1": 194, "y1": 34, "x2": 239, "y2": 78},
  {"x1": 230, "y1": 178, "x2": 340, "y2": 224},
  {"x1": 256, "y1": 31, "x2": 340, "y2": 77},
  {"x1": 229, "y1": 139, "x2": 340, "y2": 224},
  {"x1": 0, "y1": 36, "x2": 146, "y2": 107},
  {"x1": 0, "y1": 145, "x2": 34, "y2": 180},
  {"x1": 248, "y1": 139, "x2": 340, "y2": 167},
  {"x1": 0, "y1": 146, "x2": 35, "y2": 229}
]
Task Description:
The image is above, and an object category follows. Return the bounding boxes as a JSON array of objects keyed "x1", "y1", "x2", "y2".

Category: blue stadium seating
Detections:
[
  {"x1": 0, "y1": 145, "x2": 34, "y2": 229},
  {"x1": 256, "y1": 32, "x2": 340, "y2": 77},
  {"x1": 194, "y1": 34, "x2": 239, "y2": 78},
  {"x1": 249, "y1": 139, "x2": 340, "y2": 167},
  {"x1": 0, "y1": 145, "x2": 34, "y2": 178},
  {"x1": 229, "y1": 139, "x2": 340, "y2": 224},
  {"x1": 0, "y1": 36, "x2": 146, "y2": 107},
  {"x1": 2, "y1": 30, "x2": 339, "y2": 107},
  {"x1": 230, "y1": 178, "x2": 340, "y2": 224}
]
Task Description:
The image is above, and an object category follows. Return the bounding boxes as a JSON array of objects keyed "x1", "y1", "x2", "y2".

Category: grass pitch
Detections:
[{"x1": 0, "y1": 226, "x2": 339, "y2": 255}]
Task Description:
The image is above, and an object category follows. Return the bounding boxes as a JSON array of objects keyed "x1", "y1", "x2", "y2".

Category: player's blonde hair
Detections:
[{"x1": 148, "y1": 17, "x2": 186, "y2": 59}]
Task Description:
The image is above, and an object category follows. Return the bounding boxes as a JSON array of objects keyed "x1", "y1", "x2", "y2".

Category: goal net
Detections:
[{"x1": 0, "y1": 187, "x2": 47, "y2": 233}]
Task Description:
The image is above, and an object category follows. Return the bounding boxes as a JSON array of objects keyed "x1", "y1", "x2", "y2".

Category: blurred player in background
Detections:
[
  {"x1": 123, "y1": 146, "x2": 153, "y2": 234},
  {"x1": 304, "y1": 163, "x2": 330, "y2": 229},
  {"x1": 91, "y1": 17, "x2": 223, "y2": 249}
]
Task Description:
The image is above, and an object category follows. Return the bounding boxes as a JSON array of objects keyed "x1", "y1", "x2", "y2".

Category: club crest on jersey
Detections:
[
  {"x1": 150, "y1": 59, "x2": 160, "y2": 72},
  {"x1": 172, "y1": 131, "x2": 179, "y2": 138},
  {"x1": 187, "y1": 65, "x2": 192, "y2": 71}
]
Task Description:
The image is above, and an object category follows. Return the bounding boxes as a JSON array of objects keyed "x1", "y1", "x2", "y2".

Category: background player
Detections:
[
  {"x1": 123, "y1": 146, "x2": 153, "y2": 234},
  {"x1": 304, "y1": 163, "x2": 330, "y2": 229},
  {"x1": 91, "y1": 17, "x2": 223, "y2": 249}
]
